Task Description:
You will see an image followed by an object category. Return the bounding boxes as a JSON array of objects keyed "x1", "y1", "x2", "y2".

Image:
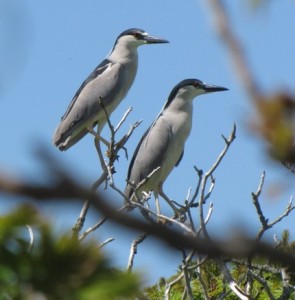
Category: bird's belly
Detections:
[
  {"x1": 159, "y1": 138, "x2": 186, "y2": 182},
  {"x1": 157, "y1": 118, "x2": 191, "y2": 187}
]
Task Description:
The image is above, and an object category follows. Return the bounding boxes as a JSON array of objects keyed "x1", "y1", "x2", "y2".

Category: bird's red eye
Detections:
[
  {"x1": 134, "y1": 32, "x2": 141, "y2": 39},
  {"x1": 193, "y1": 82, "x2": 200, "y2": 88}
]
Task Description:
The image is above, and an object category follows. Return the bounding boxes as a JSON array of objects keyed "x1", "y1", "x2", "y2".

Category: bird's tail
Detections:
[{"x1": 52, "y1": 124, "x2": 88, "y2": 151}]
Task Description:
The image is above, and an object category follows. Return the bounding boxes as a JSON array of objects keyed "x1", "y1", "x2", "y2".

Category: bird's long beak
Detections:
[
  {"x1": 203, "y1": 84, "x2": 229, "y2": 93},
  {"x1": 144, "y1": 35, "x2": 169, "y2": 44}
]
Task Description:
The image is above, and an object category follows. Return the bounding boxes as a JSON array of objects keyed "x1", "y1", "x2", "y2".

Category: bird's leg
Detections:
[
  {"x1": 154, "y1": 191, "x2": 161, "y2": 215},
  {"x1": 158, "y1": 184, "x2": 185, "y2": 220},
  {"x1": 87, "y1": 126, "x2": 110, "y2": 148},
  {"x1": 98, "y1": 135, "x2": 110, "y2": 148}
]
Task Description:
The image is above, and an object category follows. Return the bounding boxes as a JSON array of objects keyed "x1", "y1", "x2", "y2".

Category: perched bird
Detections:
[
  {"x1": 125, "y1": 78, "x2": 228, "y2": 213},
  {"x1": 53, "y1": 28, "x2": 168, "y2": 151}
]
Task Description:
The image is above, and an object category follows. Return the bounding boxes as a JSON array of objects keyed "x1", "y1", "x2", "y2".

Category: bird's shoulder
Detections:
[{"x1": 60, "y1": 59, "x2": 114, "y2": 121}]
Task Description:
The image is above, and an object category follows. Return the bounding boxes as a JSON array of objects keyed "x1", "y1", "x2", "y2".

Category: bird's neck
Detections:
[
  {"x1": 167, "y1": 95, "x2": 194, "y2": 115},
  {"x1": 108, "y1": 42, "x2": 139, "y2": 64}
]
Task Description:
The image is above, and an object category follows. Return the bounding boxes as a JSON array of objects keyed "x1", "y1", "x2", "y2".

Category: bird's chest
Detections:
[
  {"x1": 167, "y1": 109, "x2": 192, "y2": 149},
  {"x1": 160, "y1": 111, "x2": 192, "y2": 175}
]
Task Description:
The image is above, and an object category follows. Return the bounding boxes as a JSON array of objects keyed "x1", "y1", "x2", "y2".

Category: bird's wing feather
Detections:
[
  {"x1": 127, "y1": 99, "x2": 173, "y2": 182},
  {"x1": 175, "y1": 150, "x2": 184, "y2": 167},
  {"x1": 61, "y1": 59, "x2": 113, "y2": 121},
  {"x1": 127, "y1": 126, "x2": 151, "y2": 181},
  {"x1": 53, "y1": 60, "x2": 123, "y2": 148},
  {"x1": 127, "y1": 116, "x2": 172, "y2": 184}
]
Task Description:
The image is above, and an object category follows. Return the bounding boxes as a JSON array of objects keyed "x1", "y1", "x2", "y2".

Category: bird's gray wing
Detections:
[
  {"x1": 60, "y1": 59, "x2": 113, "y2": 121},
  {"x1": 53, "y1": 59, "x2": 123, "y2": 149},
  {"x1": 127, "y1": 115, "x2": 172, "y2": 186},
  {"x1": 175, "y1": 150, "x2": 184, "y2": 167},
  {"x1": 127, "y1": 126, "x2": 151, "y2": 181},
  {"x1": 125, "y1": 119, "x2": 171, "y2": 199}
]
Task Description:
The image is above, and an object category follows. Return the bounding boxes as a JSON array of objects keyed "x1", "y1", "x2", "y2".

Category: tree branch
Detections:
[{"x1": 127, "y1": 233, "x2": 148, "y2": 272}]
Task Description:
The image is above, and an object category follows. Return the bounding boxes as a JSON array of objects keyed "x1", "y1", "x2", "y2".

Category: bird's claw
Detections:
[{"x1": 173, "y1": 208, "x2": 187, "y2": 222}]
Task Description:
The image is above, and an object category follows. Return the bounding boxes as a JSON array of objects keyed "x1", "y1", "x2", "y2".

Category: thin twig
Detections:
[
  {"x1": 218, "y1": 260, "x2": 250, "y2": 300},
  {"x1": 249, "y1": 271, "x2": 275, "y2": 300},
  {"x1": 199, "y1": 124, "x2": 236, "y2": 239},
  {"x1": 72, "y1": 172, "x2": 107, "y2": 235},
  {"x1": 127, "y1": 232, "x2": 148, "y2": 272},
  {"x1": 267, "y1": 198, "x2": 294, "y2": 232},
  {"x1": 3, "y1": 170, "x2": 295, "y2": 270},
  {"x1": 204, "y1": 202, "x2": 214, "y2": 224},
  {"x1": 129, "y1": 167, "x2": 161, "y2": 202},
  {"x1": 73, "y1": 104, "x2": 141, "y2": 235},
  {"x1": 98, "y1": 237, "x2": 115, "y2": 249},
  {"x1": 252, "y1": 173, "x2": 295, "y2": 240},
  {"x1": 114, "y1": 120, "x2": 142, "y2": 155},
  {"x1": 79, "y1": 204, "x2": 130, "y2": 241},
  {"x1": 194, "y1": 256, "x2": 210, "y2": 300},
  {"x1": 114, "y1": 107, "x2": 133, "y2": 133},
  {"x1": 181, "y1": 251, "x2": 194, "y2": 300},
  {"x1": 189, "y1": 166, "x2": 203, "y2": 205},
  {"x1": 196, "y1": 270, "x2": 210, "y2": 300},
  {"x1": 79, "y1": 217, "x2": 108, "y2": 241},
  {"x1": 165, "y1": 273, "x2": 184, "y2": 300},
  {"x1": 252, "y1": 171, "x2": 268, "y2": 231},
  {"x1": 230, "y1": 258, "x2": 281, "y2": 274}
]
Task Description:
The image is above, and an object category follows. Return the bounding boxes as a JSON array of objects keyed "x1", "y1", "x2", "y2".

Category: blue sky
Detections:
[{"x1": 1, "y1": 0, "x2": 295, "y2": 284}]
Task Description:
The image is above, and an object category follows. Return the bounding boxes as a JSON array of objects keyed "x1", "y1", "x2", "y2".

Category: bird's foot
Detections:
[
  {"x1": 172, "y1": 208, "x2": 187, "y2": 222},
  {"x1": 105, "y1": 148, "x2": 119, "y2": 162}
]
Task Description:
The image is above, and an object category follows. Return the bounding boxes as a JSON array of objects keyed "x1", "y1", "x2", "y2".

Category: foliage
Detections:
[
  {"x1": 144, "y1": 246, "x2": 295, "y2": 299},
  {"x1": 0, "y1": 205, "x2": 140, "y2": 300}
]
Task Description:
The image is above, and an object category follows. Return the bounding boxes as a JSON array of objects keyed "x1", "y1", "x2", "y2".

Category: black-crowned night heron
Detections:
[
  {"x1": 53, "y1": 28, "x2": 168, "y2": 151},
  {"x1": 125, "y1": 78, "x2": 228, "y2": 214}
]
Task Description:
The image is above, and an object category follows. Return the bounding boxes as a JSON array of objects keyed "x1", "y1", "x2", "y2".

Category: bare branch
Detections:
[
  {"x1": 199, "y1": 125, "x2": 236, "y2": 239},
  {"x1": 217, "y1": 260, "x2": 250, "y2": 300},
  {"x1": 127, "y1": 233, "x2": 148, "y2": 272},
  {"x1": 249, "y1": 271, "x2": 275, "y2": 300},
  {"x1": 204, "y1": 202, "x2": 214, "y2": 224},
  {"x1": 74, "y1": 102, "x2": 141, "y2": 235},
  {"x1": 72, "y1": 171, "x2": 108, "y2": 235},
  {"x1": 195, "y1": 270, "x2": 210, "y2": 300},
  {"x1": 2, "y1": 171, "x2": 295, "y2": 270},
  {"x1": 98, "y1": 237, "x2": 115, "y2": 249},
  {"x1": 114, "y1": 120, "x2": 142, "y2": 156},
  {"x1": 267, "y1": 198, "x2": 294, "y2": 230},
  {"x1": 252, "y1": 171, "x2": 268, "y2": 235},
  {"x1": 79, "y1": 217, "x2": 108, "y2": 241},
  {"x1": 114, "y1": 107, "x2": 133, "y2": 133},
  {"x1": 252, "y1": 172, "x2": 295, "y2": 240},
  {"x1": 181, "y1": 251, "x2": 194, "y2": 300},
  {"x1": 189, "y1": 166, "x2": 203, "y2": 205},
  {"x1": 165, "y1": 273, "x2": 184, "y2": 300}
]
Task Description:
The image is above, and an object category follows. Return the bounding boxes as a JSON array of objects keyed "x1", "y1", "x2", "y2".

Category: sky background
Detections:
[{"x1": 1, "y1": 0, "x2": 295, "y2": 285}]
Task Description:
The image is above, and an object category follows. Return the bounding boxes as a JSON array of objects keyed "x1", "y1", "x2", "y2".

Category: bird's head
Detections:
[
  {"x1": 114, "y1": 28, "x2": 169, "y2": 49},
  {"x1": 166, "y1": 79, "x2": 228, "y2": 106}
]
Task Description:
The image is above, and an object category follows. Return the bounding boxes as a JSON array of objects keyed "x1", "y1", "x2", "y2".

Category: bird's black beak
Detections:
[
  {"x1": 144, "y1": 35, "x2": 169, "y2": 44},
  {"x1": 203, "y1": 84, "x2": 229, "y2": 93}
]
